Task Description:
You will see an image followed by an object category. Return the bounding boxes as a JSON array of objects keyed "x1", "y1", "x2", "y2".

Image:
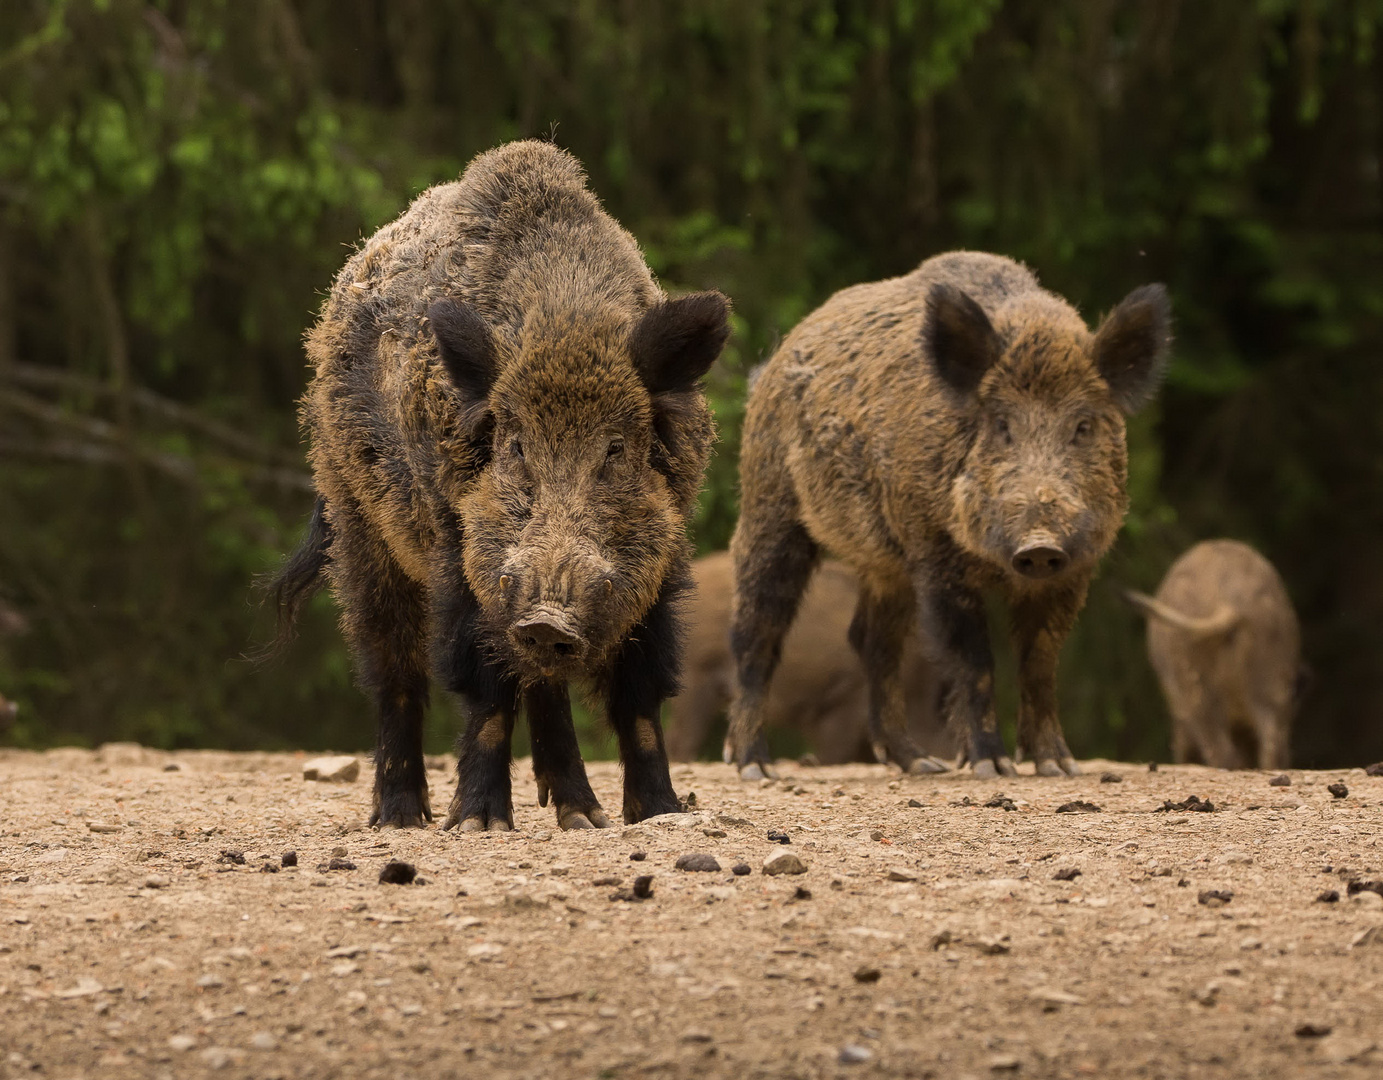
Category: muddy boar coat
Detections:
[
  {"x1": 665, "y1": 552, "x2": 950, "y2": 763},
  {"x1": 273, "y1": 141, "x2": 729, "y2": 829},
  {"x1": 1127, "y1": 540, "x2": 1301, "y2": 770},
  {"x1": 726, "y1": 251, "x2": 1170, "y2": 779}
]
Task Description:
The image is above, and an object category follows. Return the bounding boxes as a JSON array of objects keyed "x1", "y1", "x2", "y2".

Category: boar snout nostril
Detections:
[
  {"x1": 1012, "y1": 543, "x2": 1069, "y2": 579},
  {"x1": 513, "y1": 614, "x2": 582, "y2": 661}
]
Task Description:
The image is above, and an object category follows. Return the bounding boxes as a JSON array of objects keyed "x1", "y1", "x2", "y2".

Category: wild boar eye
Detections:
[
  {"x1": 606, "y1": 439, "x2": 624, "y2": 459},
  {"x1": 1072, "y1": 419, "x2": 1093, "y2": 444},
  {"x1": 510, "y1": 439, "x2": 524, "y2": 460},
  {"x1": 994, "y1": 416, "x2": 1012, "y2": 445}
]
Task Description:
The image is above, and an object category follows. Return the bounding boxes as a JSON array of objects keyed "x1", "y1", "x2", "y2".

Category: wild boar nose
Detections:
[
  {"x1": 514, "y1": 614, "x2": 581, "y2": 657},
  {"x1": 1012, "y1": 541, "x2": 1069, "y2": 579}
]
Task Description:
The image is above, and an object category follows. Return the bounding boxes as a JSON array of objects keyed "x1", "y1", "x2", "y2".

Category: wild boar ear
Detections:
[
  {"x1": 923, "y1": 283, "x2": 1000, "y2": 397},
  {"x1": 1093, "y1": 284, "x2": 1172, "y2": 413},
  {"x1": 428, "y1": 298, "x2": 499, "y2": 403},
  {"x1": 630, "y1": 291, "x2": 732, "y2": 395}
]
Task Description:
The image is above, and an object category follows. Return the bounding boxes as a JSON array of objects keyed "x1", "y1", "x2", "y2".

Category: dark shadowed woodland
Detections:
[{"x1": 1, "y1": 1, "x2": 1381, "y2": 768}]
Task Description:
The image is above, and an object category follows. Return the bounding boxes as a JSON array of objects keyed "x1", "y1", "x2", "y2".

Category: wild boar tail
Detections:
[
  {"x1": 255, "y1": 496, "x2": 332, "y2": 662},
  {"x1": 1121, "y1": 589, "x2": 1240, "y2": 637}
]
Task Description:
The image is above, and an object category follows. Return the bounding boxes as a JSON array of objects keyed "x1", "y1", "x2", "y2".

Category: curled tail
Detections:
[
  {"x1": 258, "y1": 496, "x2": 332, "y2": 660},
  {"x1": 1122, "y1": 588, "x2": 1240, "y2": 637}
]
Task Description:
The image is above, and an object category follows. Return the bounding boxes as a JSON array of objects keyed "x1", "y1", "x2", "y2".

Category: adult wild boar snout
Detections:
[
  {"x1": 1012, "y1": 533, "x2": 1069, "y2": 580},
  {"x1": 511, "y1": 607, "x2": 585, "y2": 668}
]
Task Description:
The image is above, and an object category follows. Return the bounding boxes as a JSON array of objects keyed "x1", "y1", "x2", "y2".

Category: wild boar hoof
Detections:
[
  {"x1": 1035, "y1": 756, "x2": 1081, "y2": 778},
  {"x1": 558, "y1": 805, "x2": 612, "y2": 830},
  {"x1": 370, "y1": 787, "x2": 433, "y2": 830},
  {"x1": 973, "y1": 756, "x2": 1018, "y2": 780},
  {"x1": 452, "y1": 814, "x2": 512, "y2": 833},
  {"x1": 906, "y1": 756, "x2": 950, "y2": 775}
]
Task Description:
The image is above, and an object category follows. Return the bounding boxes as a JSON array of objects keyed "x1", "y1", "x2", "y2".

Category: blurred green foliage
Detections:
[{"x1": 1, "y1": 1, "x2": 1381, "y2": 768}]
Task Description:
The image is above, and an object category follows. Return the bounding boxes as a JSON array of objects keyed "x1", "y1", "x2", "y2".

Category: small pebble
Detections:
[
  {"x1": 1364, "y1": 762, "x2": 1383, "y2": 777},
  {"x1": 763, "y1": 849, "x2": 807, "y2": 876},
  {"x1": 790, "y1": 886, "x2": 812, "y2": 901},
  {"x1": 162, "y1": 763, "x2": 182, "y2": 772},
  {"x1": 632, "y1": 875, "x2": 654, "y2": 899},
  {"x1": 1055, "y1": 801, "x2": 1101, "y2": 814},
  {"x1": 144, "y1": 874, "x2": 169, "y2": 889},
  {"x1": 989, "y1": 1055, "x2": 1022, "y2": 1072},
  {"x1": 907, "y1": 798, "x2": 923, "y2": 808},
  {"x1": 331, "y1": 846, "x2": 348, "y2": 858},
  {"x1": 1269, "y1": 774, "x2": 1291, "y2": 787},
  {"x1": 731, "y1": 863, "x2": 751, "y2": 876},
  {"x1": 767, "y1": 829, "x2": 790, "y2": 844},
  {"x1": 1328, "y1": 782, "x2": 1349, "y2": 799},
  {"x1": 1295, "y1": 1022, "x2": 1333, "y2": 1038},
  {"x1": 167, "y1": 1035, "x2": 196, "y2": 1052},
  {"x1": 86, "y1": 822, "x2": 121, "y2": 834},
  {"x1": 250, "y1": 1032, "x2": 278, "y2": 1051},
  {"x1": 839, "y1": 1044, "x2": 873, "y2": 1064},
  {"x1": 629, "y1": 851, "x2": 647, "y2": 862},
  {"x1": 218, "y1": 850, "x2": 246, "y2": 865},
  {"x1": 887, "y1": 867, "x2": 918, "y2": 883},
  {"x1": 1099, "y1": 772, "x2": 1123, "y2": 783},
  {"x1": 1317, "y1": 890, "x2": 1340, "y2": 903},
  {"x1": 592, "y1": 876, "x2": 622, "y2": 887},
  {"x1": 674, "y1": 853, "x2": 721, "y2": 873},
  {"x1": 281, "y1": 851, "x2": 298, "y2": 868},
  {"x1": 302, "y1": 755, "x2": 360, "y2": 783},
  {"x1": 853, "y1": 965, "x2": 881, "y2": 983},
  {"x1": 1198, "y1": 889, "x2": 1234, "y2": 907},
  {"x1": 258, "y1": 862, "x2": 279, "y2": 874},
  {"x1": 1052, "y1": 867, "x2": 1082, "y2": 882},
  {"x1": 869, "y1": 829, "x2": 885, "y2": 841}
]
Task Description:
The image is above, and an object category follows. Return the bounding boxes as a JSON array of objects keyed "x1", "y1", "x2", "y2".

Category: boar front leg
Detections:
[
  {"x1": 1011, "y1": 586, "x2": 1083, "y2": 777},
  {"x1": 724, "y1": 515, "x2": 819, "y2": 780},
  {"x1": 432, "y1": 563, "x2": 521, "y2": 832},
  {"x1": 330, "y1": 502, "x2": 433, "y2": 828},
  {"x1": 527, "y1": 681, "x2": 611, "y2": 830},
  {"x1": 606, "y1": 583, "x2": 684, "y2": 823},
  {"x1": 848, "y1": 583, "x2": 948, "y2": 774},
  {"x1": 918, "y1": 580, "x2": 1016, "y2": 779}
]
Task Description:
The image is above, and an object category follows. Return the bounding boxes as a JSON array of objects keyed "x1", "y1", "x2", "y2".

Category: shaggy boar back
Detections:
[
  {"x1": 1127, "y1": 539, "x2": 1301, "y2": 769},
  {"x1": 665, "y1": 552, "x2": 950, "y2": 764},
  {"x1": 271, "y1": 140, "x2": 729, "y2": 829},
  {"x1": 726, "y1": 251, "x2": 1170, "y2": 779}
]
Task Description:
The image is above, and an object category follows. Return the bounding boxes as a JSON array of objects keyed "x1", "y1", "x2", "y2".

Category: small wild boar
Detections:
[
  {"x1": 269, "y1": 141, "x2": 730, "y2": 829},
  {"x1": 726, "y1": 251, "x2": 1170, "y2": 779},
  {"x1": 665, "y1": 551, "x2": 950, "y2": 765},
  {"x1": 1126, "y1": 539, "x2": 1302, "y2": 770}
]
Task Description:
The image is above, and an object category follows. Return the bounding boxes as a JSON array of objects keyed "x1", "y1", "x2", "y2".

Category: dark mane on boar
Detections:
[
  {"x1": 267, "y1": 140, "x2": 729, "y2": 829},
  {"x1": 726, "y1": 250, "x2": 1169, "y2": 780}
]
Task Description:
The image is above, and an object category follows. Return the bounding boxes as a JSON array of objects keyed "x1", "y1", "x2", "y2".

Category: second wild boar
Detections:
[
  {"x1": 269, "y1": 140, "x2": 730, "y2": 829},
  {"x1": 726, "y1": 251, "x2": 1171, "y2": 779},
  {"x1": 665, "y1": 551, "x2": 950, "y2": 764},
  {"x1": 1126, "y1": 539, "x2": 1302, "y2": 769}
]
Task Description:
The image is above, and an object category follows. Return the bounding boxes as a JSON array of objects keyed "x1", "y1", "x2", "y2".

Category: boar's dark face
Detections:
[
  {"x1": 924, "y1": 283, "x2": 1171, "y2": 586},
  {"x1": 429, "y1": 293, "x2": 729, "y2": 680}
]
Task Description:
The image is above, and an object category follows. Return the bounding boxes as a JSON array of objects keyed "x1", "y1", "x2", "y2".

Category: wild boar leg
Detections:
[
  {"x1": 329, "y1": 501, "x2": 434, "y2": 828},
  {"x1": 527, "y1": 680, "x2": 611, "y2": 829},
  {"x1": 848, "y1": 584, "x2": 948, "y2": 774},
  {"x1": 606, "y1": 584, "x2": 684, "y2": 823},
  {"x1": 1254, "y1": 705, "x2": 1290, "y2": 770},
  {"x1": 1011, "y1": 586, "x2": 1083, "y2": 777},
  {"x1": 442, "y1": 700, "x2": 518, "y2": 831},
  {"x1": 918, "y1": 581, "x2": 1015, "y2": 778},
  {"x1": 724, "y1": 517, "x2": 820, "y2": 780}
]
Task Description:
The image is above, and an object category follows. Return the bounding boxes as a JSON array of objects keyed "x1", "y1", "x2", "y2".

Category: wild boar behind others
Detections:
[
  {"x1": 1126, "y1": 539, "x2": 1302, "y2": 769},
  {"x1": 726, "y1": 251, "x2": 1170, "y2": 779},
  {"x1": 269, "y1": 140, "x2": 730, "y2": 830}
]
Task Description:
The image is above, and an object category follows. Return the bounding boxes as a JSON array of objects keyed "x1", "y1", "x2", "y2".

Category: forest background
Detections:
[{"x1": 2, "y1": 0, "x2": 1381, "y2": 768}]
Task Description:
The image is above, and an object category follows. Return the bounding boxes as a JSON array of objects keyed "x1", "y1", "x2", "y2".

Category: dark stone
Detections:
[
  {"x1": 984, "y1": 795, "x2": 1017, "y2": 811},
  {"x1": 1156, "y1": 795, "x2": 1215, "y2": 813},
  {"x1": 1052, "y1": 867, "x2": 1082, "y2": 882},
  {"x1": 674, "y1": 853, "x2": 721, "y2": 872},
  {"x1": 1327, "y1": 782, "x2": 1349, "y2": 799},
  {"x1": 629, "y1": 850, "x2": 647, "y2": 862},
  {"x1": 632, "y1": 875, "x2": 654, "y2": 899},
  {"x1": 1197, "y1": 889, "x2": 1233, "y2": 906},
  {"x1": 1268, "y1": 774, "x2": 1291, "y2": 786},
  {"x1": 1099, "y1": 772, "x2": 1123, "y2": 783},
  {"x1": 281, "y1": 851, "x2": 298, "y2": 868},
  {"x1": 1055, "y1": 800, "x2": 1101, "y2": 814},
  {"x1": 767, "y1": 830, "x2": 791, "y2": 844},
  {"x1": 217, "y1": 850, "x2": 246, "y2": 865},
  {"x1": 1295, "y1": 1022, "x2": 1332, "y2": 1038},
  {"x1": 853, "y1": 966, "x2": 882, "y2": 983},
  {"x1": 1316, "y1": 890, "x2": 1340, "y2": 903},
  {"x1": 378, "y1": 861, "x2": 417, "y2": 885},
  {"x1": 731, "y1": 863, "x2": 751, "y2": 876}
]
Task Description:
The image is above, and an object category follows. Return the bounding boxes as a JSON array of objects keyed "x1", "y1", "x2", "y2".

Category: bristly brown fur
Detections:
[
  {"x1": 281, "y1": 140, "x2": 729, "y2": 829},
  {"x1": 1132, "y1": 539, "x2": 1301, "y2": 769},
  {"x1": 726, "y1": 251, "x2": 1170, "y2": 779}
]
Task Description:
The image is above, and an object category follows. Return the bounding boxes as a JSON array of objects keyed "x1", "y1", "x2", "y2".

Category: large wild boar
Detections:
[
  {"x1": 665, "y1": 551, "x2": 950, "y2": 764},
  {"x1": 725, "y1": 251, "x2": 1170, "y2": 779},
  {"x1": 1126, "y1": 539, "x2": 1301, "y2": 769},
  {"x1": 269, "y1": 141, "x2": 730, "y2": 830}
]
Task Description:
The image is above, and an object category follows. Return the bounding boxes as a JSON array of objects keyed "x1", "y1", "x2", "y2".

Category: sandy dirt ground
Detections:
[{"x1": 1, "y1": 744, "x2": 1381, "y2": 1080}]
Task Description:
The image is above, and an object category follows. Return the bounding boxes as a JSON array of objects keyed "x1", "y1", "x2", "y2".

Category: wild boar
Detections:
[
  {"x1": 268, "y1": 140, "x2": 730, "y2": 829},
  {"x1": 666, "y1": 551, "x2": 950, "y2": 764},
  {"x1": 1126, "y1": 539, "x2": 1302, "y2": 769},
  {"x1": 725, "y1": 251, "x2": 1170, "y2": 779}
]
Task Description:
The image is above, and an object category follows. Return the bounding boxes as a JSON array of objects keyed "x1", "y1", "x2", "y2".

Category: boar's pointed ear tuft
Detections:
[
  {"x1": 1093, "y1": 284, "x2": 1172, "y2": 413},
  {"x1": 428, "y1": 298, "x2": 499, "y2": 403},
  {"x1": 630, "y1": 291, "x2": 732, "y2": 395},
  {"x1": 923, "y1": 283, "x2": 1000, "y2": 397}
]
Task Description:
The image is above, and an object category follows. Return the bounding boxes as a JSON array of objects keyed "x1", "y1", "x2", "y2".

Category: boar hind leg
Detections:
[
  {"x1": 725, "y1": 517, "x2": 820, "y2": 780},
  {"x1": 528, "y1": 681, "x2": 611, "y2": 830},
  {"x1": 606, "y1": 583, "x2": 684, "y2": 823},
  {"x1": 919, "y1": 581, "x2": 1016, "y2": 779},
  {"x1": 331, "y1": 507, "x2": 433, "y2": 828},
  {"x1": 1011, "y1": 588, "x2": 1082, "y2": 778},
  {"x1": 848, "y1": 585, "x2": 948, "y2": 774}
]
